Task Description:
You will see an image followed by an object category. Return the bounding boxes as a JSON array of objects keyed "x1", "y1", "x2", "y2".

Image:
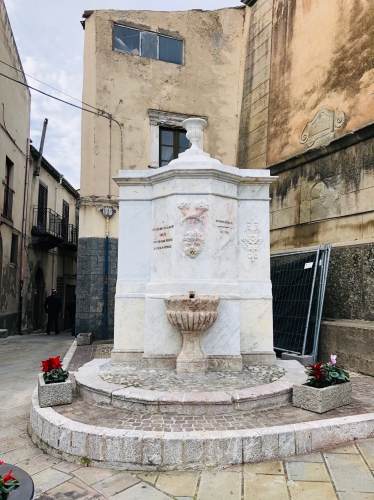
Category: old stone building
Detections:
[
  {"x1": 0, "y1": 0, "x2": 78, "y2": 335},
  {"x1": 78, "y1": 0, "x2": 374, "y2": 373}
]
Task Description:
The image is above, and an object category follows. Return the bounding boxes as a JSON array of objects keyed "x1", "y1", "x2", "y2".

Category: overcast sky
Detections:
[{"x1": 3, "y1": 0, "x2": 241, "y2": 188}]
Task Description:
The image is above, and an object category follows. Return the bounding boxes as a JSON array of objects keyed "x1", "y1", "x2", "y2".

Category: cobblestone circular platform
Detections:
[
  {"x1": 29, "y1": 375, "x2": 374, "y2": 471},
  {"x1": 74, "y1": 359, "x2": 307, "y2": 416},
  {"x1": 99, "y1": 362, "x2": 285, "y2": 392}
]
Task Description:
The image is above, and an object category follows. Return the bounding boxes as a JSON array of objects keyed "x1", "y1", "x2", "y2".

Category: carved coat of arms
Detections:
[{"x1": 178, "y1": 200, "x2": 209, "y2": 258}]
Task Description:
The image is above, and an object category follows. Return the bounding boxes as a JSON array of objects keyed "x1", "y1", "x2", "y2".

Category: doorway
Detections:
[
  {"x1": 64, "y1": 284, "x2": 76, "y2": 330},
  {"x1": 33, "y1": 267, "x2": 45, "y2": 330}
]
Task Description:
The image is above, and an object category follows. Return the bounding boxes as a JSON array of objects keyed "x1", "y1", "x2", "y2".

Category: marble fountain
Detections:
[{"x1": 29, "y1": 119, "x2": 312, "y2": 470}]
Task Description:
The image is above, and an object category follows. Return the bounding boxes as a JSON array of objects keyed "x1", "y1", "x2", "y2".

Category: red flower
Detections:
[
  {"x1": 41, "y1": 356, "x2": 62, "y2": 372},
  {"x1": 0, "y1": 460, "x2": 3, "y2": 465},
  {"x1": 3, "y1": 470, "x2": 16, "y2": 483},
  {"x1": 309, "y1": 362, "x2": 326, "y2": 380}
]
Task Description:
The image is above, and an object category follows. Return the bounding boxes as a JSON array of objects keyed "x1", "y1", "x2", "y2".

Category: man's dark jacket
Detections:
[{"x1": 44, "y1": 295, "x2": 62, "y2": 316}]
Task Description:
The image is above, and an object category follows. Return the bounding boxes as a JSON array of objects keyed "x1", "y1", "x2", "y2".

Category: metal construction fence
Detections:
[{"x1": 271, "y1": 244, "x2": 331, "y2": 361}]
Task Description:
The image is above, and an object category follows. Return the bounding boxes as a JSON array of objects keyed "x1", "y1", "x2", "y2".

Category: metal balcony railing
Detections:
[
  {"x1": 32, "y1": 207, "x2": 63, "y2": 239},
  {"x1": 3, "y1": 182, "x2": 14, "y2": 221},
  {"x1": 32, "y1": 207, "x2": 78, "y2": 248},
  {"x1": 61, "y1": 223, "x2": 78, "y2": 246}
]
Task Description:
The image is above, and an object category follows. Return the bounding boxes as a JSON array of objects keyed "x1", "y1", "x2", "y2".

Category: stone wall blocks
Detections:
[
  {"x1": 163, "y1": 433, "x2": 183, "y2": 466},
  {"x1": 238, "y1": 429, "x2": 262, "y2": 463},
  {"x1": 142, "y1": 433, "x2": 164, "y2": 466},
  {"x1": 293, "y1": 424, "x2": 313, "y2": 455},
  {"x1": 87, "y1": 426, "x2": 106, "y2": 461},
  {"x1": 105, "y1": 429, "x2": 125, "y2": 462},
  {"x1": 257, "y1": 427, "x2": 281, "y2": 461},
  {"x1": 183, "y1": 431, "x2": 205, "y2": 465},
  {"x1": 203, "y1": 432, "x2": 225, "y2": 467},
  {"x1": 58, "y1": 425, "x2": 72, "y2": 454},
  {"x1": 123, "y1": 430, "x2": 144, "y2": 463},
  {"x1": 71, "y1": 428, "x2": 88, "y2": 457},
  {"x1": 223, "y1": 431, "x2": 243, "y2": 465},
  {"x1": 278, "y1": 428, "x2": 296, "y2": 458}
]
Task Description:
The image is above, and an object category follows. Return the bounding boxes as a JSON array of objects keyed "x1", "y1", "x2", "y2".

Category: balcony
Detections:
[
  {"x1": 2, "y1": 183, "x2": 14, "y2": 221},
  {"x1": 31, "y1": 207, "x2": 78, "y2": 251},
  {"x1": 61, "y1": 223, "x2": 78, "y2": 251}
]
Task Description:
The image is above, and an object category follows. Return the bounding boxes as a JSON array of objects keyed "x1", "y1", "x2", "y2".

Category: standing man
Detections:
[
  {"x1": 66, "y1": 294, "x2": 76, "y2": 337},
  {"x1": 44, "y1": 289, "x2": 62, "y2": 335}
]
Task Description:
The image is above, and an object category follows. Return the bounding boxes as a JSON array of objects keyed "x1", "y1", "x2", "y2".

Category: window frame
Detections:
[
  {"x1": 113, "y1": 23, "x2": 184, "y2": 65},
  {"x1": 159, "y1": 127, "x2": 190, "y2": 167},
  {"x1": 148, "y1": 110, "x2": 208, "y2": 169}
]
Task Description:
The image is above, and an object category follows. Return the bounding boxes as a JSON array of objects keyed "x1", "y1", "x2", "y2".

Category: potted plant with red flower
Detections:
[
  {"x1": 38, "y1": 355, "x2": 72, "y2": 408},
  {"x1": 0, "y1": 462, "x2": 20, "y2": 500},
  {"x1": 292, "y1": 354, "x2": 351, "y2": 413}
]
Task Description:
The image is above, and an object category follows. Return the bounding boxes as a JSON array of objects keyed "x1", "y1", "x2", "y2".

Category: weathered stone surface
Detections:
[
  {"x1": 38, "y1": 374, "x2": 72, "y2": 408},
  {"x1": 77, "y1": 332, "x2": 92, "y2": 346},
  {"x1": 319, "y1": 319, "x2": 374, "y2": 376},
  {"x1": 293, "y1": 383, "x2": 352, "y2": 414}
]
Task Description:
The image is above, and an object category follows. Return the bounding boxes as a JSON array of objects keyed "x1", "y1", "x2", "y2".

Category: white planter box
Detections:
[
  {"x1": 293, "y1": 382, "x2": 352, "y2": 413},
  {"x1": 38, "y1": 373, "x2": 72, "y2": 408}
]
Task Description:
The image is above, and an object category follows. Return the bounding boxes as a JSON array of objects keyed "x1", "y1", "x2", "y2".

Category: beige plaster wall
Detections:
[
  {"x1": 80, "y1": 7, "x2": 247, "y2": 238},
  {"x1": 267, "y1": 0, "x2": 374, "y2": 166},
  {"x1": 0, "y1": 0, "x2": 31, "y2": 329}
]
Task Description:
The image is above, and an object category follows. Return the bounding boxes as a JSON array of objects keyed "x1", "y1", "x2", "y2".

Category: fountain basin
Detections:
[{"x1": 165, "y1": 295, "x2": 220, "y2": 373}]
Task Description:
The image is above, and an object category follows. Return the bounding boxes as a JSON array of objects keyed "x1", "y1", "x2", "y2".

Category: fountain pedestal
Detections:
[
  {"x1": 165, "y1": 295, "x2": 219, "y2": 373},
  {"x1": 112, "y1": 118, "x2": 277, "y2": 370}
]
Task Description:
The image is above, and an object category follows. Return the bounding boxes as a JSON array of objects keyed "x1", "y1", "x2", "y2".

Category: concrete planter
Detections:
[
  {"x1": 38, "y1": 373, "x2": 72, "y2": 408},
  {"x1": 293, "y1": 382, "x2": 352, "y2": 413},
  {"x1": 77, "y1": 332, "x2": 92, "y2": 346}
]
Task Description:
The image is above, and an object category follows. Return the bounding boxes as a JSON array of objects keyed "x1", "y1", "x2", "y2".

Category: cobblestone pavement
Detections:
[
  {"x1": 55, "y1": 376, "x2": 374, "y2": 432},
  {"x1": 99, "y1": 362, "x2": 285, "y2": 391},
  {"x1": 3, "y1": 334, "x2": 374, "y2": 499}
]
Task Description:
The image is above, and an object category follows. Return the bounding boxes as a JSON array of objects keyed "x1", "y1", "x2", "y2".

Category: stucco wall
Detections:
[
  {"x1": 267, "y1": 0, "x2": 374, "y2": 166},
  {"x1": 80, "y1": 7, "x2": 247, "y2": 238},
  {"x1": 269, "y1": 135, "x2": 374, "y2": 252},
  {"x1": 0, "y1": 0, "x2": 30, "y2": 334}
]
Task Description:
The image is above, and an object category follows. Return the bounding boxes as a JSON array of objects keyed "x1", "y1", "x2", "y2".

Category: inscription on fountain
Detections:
[{"x1": 153, "y1": 225, "x2": 174, "y2": 250}]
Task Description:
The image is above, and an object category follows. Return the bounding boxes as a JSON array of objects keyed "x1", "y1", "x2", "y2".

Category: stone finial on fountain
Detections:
[
  {"x1": 168, "y1": 117, "x2": 222, "y2": 164},
  {"x1": 183, "y1": 118, "x2": 207, "y2": 153}
]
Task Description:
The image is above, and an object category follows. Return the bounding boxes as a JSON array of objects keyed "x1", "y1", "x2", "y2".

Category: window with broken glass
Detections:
[
  {"x1": 159, "y1": 128, "x2": 190, "y2": 167},
  {"x1": 114, "y1": 25, "x2": 183, "y2": 65}
]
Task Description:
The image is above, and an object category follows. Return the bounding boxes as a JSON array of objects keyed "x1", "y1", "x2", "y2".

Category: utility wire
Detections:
[
  {"x1": 0, "y1": 70, "x2": 124, "y2": 170},
  {"x1": 0, "y1": 58, "x2": 110, "y2": 117},
  {"x1": 0, "y1": 71, "x2": 108, "y2": 118}
]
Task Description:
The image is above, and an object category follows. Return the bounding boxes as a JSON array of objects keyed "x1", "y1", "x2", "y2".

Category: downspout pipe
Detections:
[
  {"x1": 19, "y1": 138, "x2": 31, "y2": 333},
  {"x1": 100, "y1": 206, "x2": 116, "y2": 340}
]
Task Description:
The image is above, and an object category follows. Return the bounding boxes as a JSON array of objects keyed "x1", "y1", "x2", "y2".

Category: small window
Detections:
[
  {"x1": 159, "y1": 128, "x2": 190, "y2": 167},
  {"x1": 159, "y1": 36, "x2": 183, "y2": 64},
  {"x1": 10, "y1": 234, "x2": 18, "y2": 264},
  {"x1": 114, "y1": 24, "x2": 183, "y2": 65}
]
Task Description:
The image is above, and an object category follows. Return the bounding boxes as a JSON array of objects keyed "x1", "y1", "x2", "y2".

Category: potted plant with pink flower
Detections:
[
  {"x1": 38, "y1": 355, "x2": 72, "y2": 408},
  {"x1": 293, "y1": 354, "x2": 351, "y2": 413}
]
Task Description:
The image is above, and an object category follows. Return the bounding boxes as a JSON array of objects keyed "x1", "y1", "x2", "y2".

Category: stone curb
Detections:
[
  {"x1": 62, "y1": 340, "x2": 77, "y2": 371},
  {"x1": 28, "y1": 388, "x2": 374, "y2": 471},
  {"x1": 74, "y1": 360, "x2": 307, "y2": 415}
]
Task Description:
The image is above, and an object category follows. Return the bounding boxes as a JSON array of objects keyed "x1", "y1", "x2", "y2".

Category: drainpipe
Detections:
[
  {"x1": 52, "y1": 175, "x2": 63, "y2": 290},
  {"x1": 100, "y1": 206, "x2": 116, "y2": 339},
  {"x1": 19, "y1": 138, "x2": 31, "y2": 333}
]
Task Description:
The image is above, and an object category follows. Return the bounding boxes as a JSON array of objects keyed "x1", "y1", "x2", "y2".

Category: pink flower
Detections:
[{"x1": 330, "y1": 354, "x2": 337, "y2": 365}]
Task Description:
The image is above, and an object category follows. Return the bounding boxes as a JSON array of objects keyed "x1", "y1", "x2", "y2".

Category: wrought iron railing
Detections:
[
  {"x1": 32, "y1": 207, "x2": 63, "y2": 239},
  {"x1": 3, "y1": 182, "x2": 14, "y2": 220},
  {"x1": 32, "y1": 207, "x2": 78, "y2": 247}
]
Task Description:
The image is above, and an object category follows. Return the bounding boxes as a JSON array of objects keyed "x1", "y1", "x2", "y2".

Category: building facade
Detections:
[
  {"x1": 79, "y1": 0, "x2": 374, "y2": 373},
  {"x1": 0, "y1": 0, "x2": 78, "y2": 336}
]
